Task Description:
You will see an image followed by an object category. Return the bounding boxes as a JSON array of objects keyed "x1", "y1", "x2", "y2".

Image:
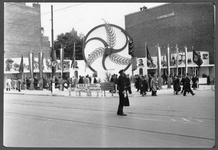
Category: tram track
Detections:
[
  {"x1": 4, "y1": 99, "x2": 215, "y2": 121},
  {"x1": 4, "y1": 110, "x2": 214, "y2": 142}
]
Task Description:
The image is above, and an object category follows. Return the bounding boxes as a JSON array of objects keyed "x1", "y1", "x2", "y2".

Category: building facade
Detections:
[
  {"x1": 125, "y1": 3, "x2": 215, "y2": 78},
  {"x1": 4, "y1": 3, "x2": 51, "y2": 86},
  {"x1": 4, "y1": 2, "x2": 50, "y2": 58}
]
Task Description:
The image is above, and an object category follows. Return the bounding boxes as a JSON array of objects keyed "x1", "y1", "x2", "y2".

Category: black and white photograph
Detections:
[{"x1": 3, "y1": 1, "x2": 216, "y2": 148}]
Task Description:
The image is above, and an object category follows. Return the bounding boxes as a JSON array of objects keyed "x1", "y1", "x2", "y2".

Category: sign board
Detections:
[
  {"x1": 88, "y1": 84, "x2": 101, "y2": 91},
  {"x1": 77, "y1": 84, "x2": 88, "y2": 91},
  {"x1": 100, "y1": 82, "x2": 115, "y2": 91}
]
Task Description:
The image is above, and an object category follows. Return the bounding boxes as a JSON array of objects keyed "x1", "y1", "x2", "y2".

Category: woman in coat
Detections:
[{"x1": 150, "y1": 74, "x2": 158, "y2": 96}]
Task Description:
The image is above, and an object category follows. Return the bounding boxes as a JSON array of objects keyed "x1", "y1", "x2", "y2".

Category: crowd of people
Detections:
[
  {"x1": 5, "y1": 72, "x2": 207, "y2": 97},
  {"x1": 5, "y1": 77, "x2": 22, "y2": 92},
  {"x1": 5, "y1": 74, "x2": 100, "y2": 92}
]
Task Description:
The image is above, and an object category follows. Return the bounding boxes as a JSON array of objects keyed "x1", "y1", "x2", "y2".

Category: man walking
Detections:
[{"x1": 183, "y1": 73, "x2": 195, "y2": 96}]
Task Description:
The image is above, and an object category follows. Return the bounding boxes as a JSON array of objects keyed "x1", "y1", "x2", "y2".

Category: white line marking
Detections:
[{"x1": 182, "y1": 118, "x2": 191, "y2": 122}]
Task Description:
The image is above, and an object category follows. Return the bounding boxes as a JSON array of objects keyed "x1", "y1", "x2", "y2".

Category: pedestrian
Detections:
[
  {"x1": 93, "y1": 77, "x2": 98, "y2": 83},
  {"x1": 173, "y1": 75, "x2": 181, "y2": 95},
  {"x1": 6, "y1": 78, "x2": 11, "y2": 91},
  {"x1": 207, "y1": 75, "x2": 211, "y2": 85},
  {"x1": 11, "y1": 78, "x2": 15, "y2": 89},
  {"x1": 157, "y1": 75, "x2": 163, "y2": 90},
  {"x1": 135, "y1": 75, "x2": 140, "y2": 92},
  {"x1": 183, "y1": 73, "x2": 195, "y2": 96},
  {"x1": 117, "y1": 69, "x2": 128, "y2": 116},
  {"x1": 192, "y1": 74, "x2": 198, "y2": 90},
  {"x1": 125, "y1": 74, "x2": 132, "y2": 94},
  {"x1": 167, "y1": 74, "x2": 172, "y2": 88},
  {"x1": 148, "y1": 74, "x2": 152, "y2": 91},
  {"x1": 17, "y1": 78, "x2": 21, "y2": 92},
  {"x1": 140, "y1": 76, "x2": 148, "y2": 96},
  {"x1": 78, "y1": 76, "x2": 84, "y2": 84},
  {"x1": 180, "y1": 75, "x2": 186, "y2": 94},
  {"x1": 150, "y1": 74, "x2": 158, "y2": 96}
]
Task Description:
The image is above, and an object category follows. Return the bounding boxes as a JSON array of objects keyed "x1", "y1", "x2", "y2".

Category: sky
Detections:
[{"x1": 27, "y1": 2, "x2": 166, "y2": 45}]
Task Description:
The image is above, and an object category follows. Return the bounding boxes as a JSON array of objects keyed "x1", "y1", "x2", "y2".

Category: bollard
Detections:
[
  {"x1": 69, "y1": 84, "x2": 71, "y2": 96},
  {"x1": 52, "y1": 83, "x2": 55, "y2": 94}
]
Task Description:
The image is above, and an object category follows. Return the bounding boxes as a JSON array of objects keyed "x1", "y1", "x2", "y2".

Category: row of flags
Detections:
[
  {"x1": 132, "y1": 44, "x2": 203, "y2": 76},
  {"x1": 18, "y1": 43, "x2": 77, "y2": 79}
]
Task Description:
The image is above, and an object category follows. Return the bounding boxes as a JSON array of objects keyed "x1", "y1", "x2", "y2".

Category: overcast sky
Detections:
[{"x1": 27, "y1": 2, "x2": 166, "y2": 45}]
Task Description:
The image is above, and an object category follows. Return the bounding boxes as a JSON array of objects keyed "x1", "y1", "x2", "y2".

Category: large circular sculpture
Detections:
[{"x1": 82, "y1": 21, "x2": 132, "y2": 73}]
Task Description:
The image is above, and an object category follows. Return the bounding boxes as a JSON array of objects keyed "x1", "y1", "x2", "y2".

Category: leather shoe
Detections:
[{"x1": 117, "y1": 113, "x2": 127, "y2": 116}]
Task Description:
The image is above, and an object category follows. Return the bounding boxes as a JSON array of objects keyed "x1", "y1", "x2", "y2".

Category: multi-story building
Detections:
[
  {"x1": 4, "y1": 2, "x2": 51, "y2": 85},
  {"x1": 4, "y1": 2, "x2": 50, "y2": 58},
  {"x1": 125, "y1": 3, "x2": 215, "y2": 78}
]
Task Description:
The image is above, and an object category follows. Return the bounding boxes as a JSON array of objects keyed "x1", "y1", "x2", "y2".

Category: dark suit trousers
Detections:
[{"x1": 117, "y1": 92, "x2": 125, "y2": 114}]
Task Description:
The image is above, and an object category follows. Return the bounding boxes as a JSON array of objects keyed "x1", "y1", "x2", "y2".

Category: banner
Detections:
[
  {"x1": 71, "y1": 42, "x2": 76, "y2": 68},
  {"x1": 19, "y1": 55, "x2": 24, "y2": 73},
  {"x1": 147, "y1": 45, "x2": 154, "y2": 68},
  {"x1": 193, "y1": 47, "x2": 203, "y2": 67},
  {"x1": 28, "y1": 52, "x2": 34, "y2": 78}
]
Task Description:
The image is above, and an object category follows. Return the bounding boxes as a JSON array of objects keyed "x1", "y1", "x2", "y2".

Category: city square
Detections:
[{"x1": 3, "y1": 2, "x2": 216, "y2": 149}]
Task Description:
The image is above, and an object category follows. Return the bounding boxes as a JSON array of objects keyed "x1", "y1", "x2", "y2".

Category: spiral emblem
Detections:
[{"x1": 82, "y1": 21, "x2": 132, "y2": 73}]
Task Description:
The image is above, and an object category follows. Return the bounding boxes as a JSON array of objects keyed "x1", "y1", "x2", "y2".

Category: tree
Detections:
[{"x1": 54, "y1": 28, "x2": 85, "y2": 60}]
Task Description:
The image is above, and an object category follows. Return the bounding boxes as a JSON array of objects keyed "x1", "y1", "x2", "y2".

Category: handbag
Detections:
[{"x1": 124, "y1": 93, "x2": 130, "y2": 107}]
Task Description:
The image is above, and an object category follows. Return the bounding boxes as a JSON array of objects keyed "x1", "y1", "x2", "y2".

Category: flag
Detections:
[
  {"x1": 146, "y1": 45, "x2": 153, "y2": 67},
  {"x1": 19, "y1": 55, "x2": 24, "y2": 73},
  {"x1": 28, "y1": 53, "x2": 34, "y2": 78},
  {"x1": 38, "y1": 52, "x2": 44, "y2": 79},
  {"x1": 193, "y1": 47, "x2": 203, "y2": 67},
  {"x1": 71, "y1": 42, "x2": 76, "y2": 68}
]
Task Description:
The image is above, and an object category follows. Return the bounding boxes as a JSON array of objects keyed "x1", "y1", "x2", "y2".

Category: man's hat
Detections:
[{"x1": 118, "y1": 69, "x2": 124, "y2": 74}]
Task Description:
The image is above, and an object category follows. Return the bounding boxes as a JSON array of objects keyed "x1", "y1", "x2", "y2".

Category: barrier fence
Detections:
[{"x1": 73, "y1": 82, "x2": 116, "y2": 97}]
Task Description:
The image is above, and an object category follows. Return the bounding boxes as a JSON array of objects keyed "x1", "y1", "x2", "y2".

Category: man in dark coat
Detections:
[
  {"x1": 117, "y1": 70, "x2": 127, "y2": 116},
  {"x1": 183, "y1": 73, "x2": 195, "y2": 96},
  {"x1": 173, "y1": 75, "x2": 181, "y2": 95}
]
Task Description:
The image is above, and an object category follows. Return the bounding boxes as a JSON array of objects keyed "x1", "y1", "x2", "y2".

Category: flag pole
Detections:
[
  {"x1": 144, "y1": 42, "x2": 148, "y2": 76},
  {"x1": 176, "y1": 44, "x2": 179, "y2": 76},
  {"x1": 184, "y1": 46, "x2": 188, "y2": 76},
  {"x1": 167, "y1": 44, "x2": 170, "y2": 76},
  {"x1": 51, "y1": 5, "x2": 55, "y2": 94},
  {"x1": 157, "y1": 44, "x2": 161, "y2": 77},
  {"x1": 60, "y1": 45, "x2": 64, "y2": 80}
]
